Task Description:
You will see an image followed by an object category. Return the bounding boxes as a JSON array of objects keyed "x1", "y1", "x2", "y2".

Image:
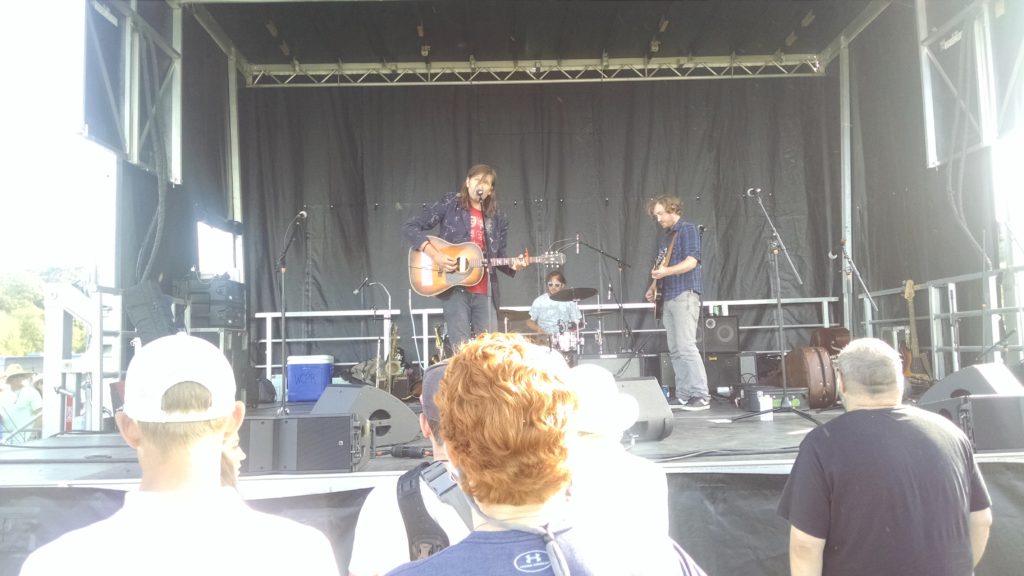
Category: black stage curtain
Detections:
[{"x1": 238, "y1": 79, "x2": 836, "y2": 361}]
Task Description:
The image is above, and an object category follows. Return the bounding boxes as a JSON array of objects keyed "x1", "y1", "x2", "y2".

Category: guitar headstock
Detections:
[
  {"x1": 903, "y1": 279, "x2": 915, "y2": 302},
  {"x1": 536, "y1": 252, "x2": 566, "y2": 267}
]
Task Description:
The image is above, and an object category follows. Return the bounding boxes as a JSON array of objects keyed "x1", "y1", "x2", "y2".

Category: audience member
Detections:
[
  {"x1": 349, "y1": 360, "x2": 471, "y2": 576},
  {"x1": 777, "y1": 338, "x2": 993, "y2": 576},
  {"x1": 386, "y1": 333, "x2": 701, "y2": 576},
  {"x1": 565, "y1": 364, "x2": 669, "y2": 537},
  {"x1": 1, "y1": 364, "x2": 42, "y2": 445},
  {"x1": 19, "y1": 333, "x2": 340, "y2": 576}
]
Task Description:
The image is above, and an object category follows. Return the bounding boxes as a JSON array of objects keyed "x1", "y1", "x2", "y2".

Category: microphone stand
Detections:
[
  {"x1": 732, "y1": 192, "x2": 819, "y2": 424},
  {"x1": 275, "y1": 214, "x2": 304, "y2": 415},
  {"x1": 577, "y1": 238, "x2": 633, "y2": 354},
  {"x1": 838, "y1": 241, "x2": 878, "y2": 328},
  {"x1": 479, "y1": 193, "x2": 496, "y2": 334},
  {"x1": 364, "y1": 282, "x2": 392, "y2": 388}
]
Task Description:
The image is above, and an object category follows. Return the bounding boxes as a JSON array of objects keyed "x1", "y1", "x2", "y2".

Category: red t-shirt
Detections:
[{"x1": 467, "y1": 206, "x2": 489, "y2": 295}]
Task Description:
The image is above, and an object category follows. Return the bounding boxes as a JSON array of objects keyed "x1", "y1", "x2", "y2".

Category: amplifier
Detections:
[{"x1": 190, "y1": 301, "x2": 246, "y2": 328}]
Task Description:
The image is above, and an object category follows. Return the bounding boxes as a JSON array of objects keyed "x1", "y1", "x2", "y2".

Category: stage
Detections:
[{"x1": 2, "y1": 397, "x2": 1022, "y2": 575}]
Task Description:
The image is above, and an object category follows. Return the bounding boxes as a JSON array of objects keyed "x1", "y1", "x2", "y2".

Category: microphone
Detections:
[
  {"x1": 828, "y1": 239, "x2": 845, "y2": 260},
  {"x1": 607, "y1": 283, "x2": 613, "y2": 300},
  {"x1": 743, "y1": 188, "x2": 762, "y2": 198},
  {"x1": 576, "y1": 233, "x2": 580, "y2": 255},
  {"x1": 352, "y1": 277, "x2": 369, "y2": 294},
  {"x1": 475, "y1": 188, "x2": 484, "y2": 199},
  {"x1": 698, "y1": 224, "x2": 706, "y2": 234},
  {"x1": 295, "y1": 210, "x2": 308, "y2": 220}
]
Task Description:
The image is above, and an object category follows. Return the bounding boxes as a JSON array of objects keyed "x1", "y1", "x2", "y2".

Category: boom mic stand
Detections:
[
  {"x1": 577, "y1": 236, "x2": 634, "y2": 353},
  {"x1": 732, "y1": 190, "x2": 818, "y2": 424},
  {"x1": 276, "y1": 210, "x2": 306, "y2": 415}
]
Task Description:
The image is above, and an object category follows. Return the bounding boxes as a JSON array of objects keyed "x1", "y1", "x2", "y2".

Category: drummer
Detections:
[{"x1": 526, "y1": 270, "x2": 582, "y2": 337}]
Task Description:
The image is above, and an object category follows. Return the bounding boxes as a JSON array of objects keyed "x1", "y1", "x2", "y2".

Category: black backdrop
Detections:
[{"x1": 238, "y1": 78, "x2": 836, "y2": 362}]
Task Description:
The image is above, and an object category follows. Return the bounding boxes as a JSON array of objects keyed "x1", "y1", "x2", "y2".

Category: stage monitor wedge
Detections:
[
  {"x1": 616, "y1": 377, "x2": 674, "y2": 442},
  {"x1": 311, "y1": 384, "x2": 420, "y2": 447},
  {"x1": 919, "y1": 363, "x2": 1024, "y2": 405},
  {"x1": 919, "y1": 394, "x2": 1024, "y2": 451}
]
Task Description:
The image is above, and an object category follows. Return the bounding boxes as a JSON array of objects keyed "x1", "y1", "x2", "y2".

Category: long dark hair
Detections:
[{"x1": 458, "y1": 164, "x2": 498, "y2": 218}]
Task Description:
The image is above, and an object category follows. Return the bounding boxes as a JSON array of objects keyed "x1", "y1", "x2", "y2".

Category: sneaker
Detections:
[
  {"x1": 679, "y1": 397, "x2": 710, "y2": 411},
  {"x1": 667, "y1": 396, "x2": 685, "y2": 410}
]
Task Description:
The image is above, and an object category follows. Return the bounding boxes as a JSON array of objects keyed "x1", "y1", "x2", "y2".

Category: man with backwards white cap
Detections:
[{"x1": 19, "y1": 333, "x2": 340, "y2": 576}]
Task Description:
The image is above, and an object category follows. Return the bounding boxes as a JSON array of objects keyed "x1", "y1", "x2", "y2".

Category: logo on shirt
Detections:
[{"x1": 513, "y1": 550, "x2": 551, "y2": 573}]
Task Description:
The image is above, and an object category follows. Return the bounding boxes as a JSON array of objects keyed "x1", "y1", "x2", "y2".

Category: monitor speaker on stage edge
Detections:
[
  {"x1": 238, "y1": 384, "x2": 420, "y2": 474},
  {"x1": 616, "y1": 378, "x2": 674, "y2": 442}
]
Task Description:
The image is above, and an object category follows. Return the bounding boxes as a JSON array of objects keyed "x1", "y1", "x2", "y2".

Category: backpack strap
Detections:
[{"x1": 397, "y1": 462, "x2": 451, "y2": 561}]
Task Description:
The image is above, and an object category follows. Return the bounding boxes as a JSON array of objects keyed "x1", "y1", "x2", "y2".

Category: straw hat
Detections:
[{"x1": 3, "y1": 363, "x2": 35, "y2": 383}]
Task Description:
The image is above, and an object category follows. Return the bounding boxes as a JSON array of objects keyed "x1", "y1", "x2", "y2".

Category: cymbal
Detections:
[
  {"x1": 498, "y1": 309, "x2": 531, "y2": 322},
  {"x1": 550, "y1": 287, "x2": 597, "y2": 302}
]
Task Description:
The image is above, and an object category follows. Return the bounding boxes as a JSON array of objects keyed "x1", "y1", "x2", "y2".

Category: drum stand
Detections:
[{"x1": 732, "y1": 192, "x2": 819, "y2": 425}]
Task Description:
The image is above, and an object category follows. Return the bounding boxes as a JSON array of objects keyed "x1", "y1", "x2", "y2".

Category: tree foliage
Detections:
[{"x1": 0, "y1": 269, "x2": 90, "y2": 356}]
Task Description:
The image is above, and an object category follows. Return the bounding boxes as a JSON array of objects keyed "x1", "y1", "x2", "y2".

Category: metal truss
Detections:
[{"x1": 242, "y1": 54, "x2": 825, "y2": 87}]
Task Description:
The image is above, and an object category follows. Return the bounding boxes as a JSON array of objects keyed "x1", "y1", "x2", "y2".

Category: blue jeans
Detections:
[
  {"x1": 441, "y1": 287, "x2": 497, "y2": 350},
  {"x1": 663, "y1": 291, "x2": 709, "y2": 401}
]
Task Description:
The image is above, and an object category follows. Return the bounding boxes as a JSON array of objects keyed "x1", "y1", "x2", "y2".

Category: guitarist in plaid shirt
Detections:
[{"x1": 644, "y1": 195, "x2": 710, "y2": 411}]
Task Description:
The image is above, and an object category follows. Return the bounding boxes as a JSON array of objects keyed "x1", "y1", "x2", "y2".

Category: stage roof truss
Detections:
[
  {"x1": 243, "y1": 53, "x2": 826, "y2": 87},
  {"x1": 178, "y1": 0, "x2": 890, "y2": 88}
]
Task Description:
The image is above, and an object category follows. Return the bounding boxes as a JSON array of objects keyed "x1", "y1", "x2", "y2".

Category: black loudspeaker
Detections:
[
  {"x1": 238, "y1": 413, "x2": 368, "y2": 474},
  {"x1": 705, "y1": 353, "x2": 741, "y2": 391},
  {"x1": 311, "y1": 384, "x2": 420, "y2": 446},
  {"x1": 697, "y1": 316, "x2": 739, "y2": 353},
  {"x1": 918, "y1": 363, "x2": 1024, "y2": 405},
  {"x1": 616, "y1": 377, "x2": 674, "y2": 442},
  {"x1": 919, "y1": 395, "x2": 1024, "y2": 451},
  {"x1": 578, "y1": 355, "x2": 643, "y2": 379}
]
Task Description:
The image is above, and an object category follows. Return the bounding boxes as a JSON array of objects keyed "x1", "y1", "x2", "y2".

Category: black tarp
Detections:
[{"x1": 238, "y1": 78, "x2": 837, "y2": 363}]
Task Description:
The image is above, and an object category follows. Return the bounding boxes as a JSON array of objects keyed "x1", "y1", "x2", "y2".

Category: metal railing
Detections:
[{"x1": 859, "y1": 265, "x2": 1024, "y2": 380}]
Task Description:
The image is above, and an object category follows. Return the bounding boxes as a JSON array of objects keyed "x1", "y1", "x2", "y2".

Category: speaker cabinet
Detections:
[
  {"x1": 919, "y1": 363, "x2": 1024, "y2": 405},
  {"x1": 311, "y1": 384, "x2": 420, "y2": 447},
  {"x1": 238, "y1": 413, "x2": 368, "y2": 474},
  {"x1": 697, "y1": 316, "x2": 739, "y2": 353},
  {"x1": 705, "y1": 353, "x2": 741, "y2": 391},
  {"x1": 919, "y1": 395, "x2": 1024, "y2": 451},
  {"x1": 616, "y1": 377, "x2": 674, "y2": 442},
  {"x1": 578, "y1": 355, "x2": 643, "y2": 379}
]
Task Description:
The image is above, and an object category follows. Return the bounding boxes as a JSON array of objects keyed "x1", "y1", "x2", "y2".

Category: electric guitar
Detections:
[
  {"x1": 408, "y1": 235, "x2": 565, "y2": 297},
  {"x1": 902, "y1": 279, "x2": 933, "y2": 381},
  {"x1": 652, "y1": 231, "x2": 678, "y2": 321}
]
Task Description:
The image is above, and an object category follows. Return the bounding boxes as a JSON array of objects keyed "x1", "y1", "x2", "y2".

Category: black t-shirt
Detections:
[{"x1": 777, "y1": 406, "x2": 991, "y2": 576}]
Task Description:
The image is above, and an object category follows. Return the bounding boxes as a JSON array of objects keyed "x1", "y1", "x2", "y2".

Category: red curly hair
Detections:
[{"x1": 437, "y1": 333, "x2": 576, "y2": 506}]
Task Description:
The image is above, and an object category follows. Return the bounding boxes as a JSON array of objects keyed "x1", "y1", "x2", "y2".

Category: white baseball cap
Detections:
[
  {"x1": 567, "y1": 364, "x2": 639, "y2": 438},
  {"x1": 123, "y1": 333, "x2": 238, "y2": 423}
]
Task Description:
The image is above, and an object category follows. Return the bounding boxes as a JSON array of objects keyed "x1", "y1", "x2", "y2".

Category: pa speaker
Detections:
[
  {"x1": 616, "y1": 377, "x2": 674, "y2": 442},
  {"x1": 238, "y1": 413, "x2": 368, "y2": 474},
  {"x1": 919, "y1": 363, "x2": 1023, "y2": 405},
  {"x1": 919, "y1": 395, "x2": 1024, "y2": 451},
  {"x1": 578, "y1": 355, "x2": 643, "y2": 379},
  {"x1": 697, "y1": 316, "x2": 739, "y2": 353},
  {"x1": 311, "y1": 384, "x2": 420, "y2": 446}
]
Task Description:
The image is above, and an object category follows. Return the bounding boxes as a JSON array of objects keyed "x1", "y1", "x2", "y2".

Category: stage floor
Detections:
[{"x1": 2, "y1": 395, "x2": 1015, "y2": 491}]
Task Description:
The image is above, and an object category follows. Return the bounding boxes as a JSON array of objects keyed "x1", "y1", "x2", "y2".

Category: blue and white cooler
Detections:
[{"x1": 286, "y1": 355, "x2": 334, "y2": 402}]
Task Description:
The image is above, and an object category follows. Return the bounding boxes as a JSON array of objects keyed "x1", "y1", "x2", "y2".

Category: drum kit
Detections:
[{"x1": 500, "y1": 286, "x2": 605, "y2": 366}]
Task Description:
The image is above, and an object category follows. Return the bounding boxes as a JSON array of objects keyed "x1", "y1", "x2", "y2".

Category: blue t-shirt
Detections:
[
  {"x1": 385, "y1": 527, "x2": 699, "y2": 576},
  {"x1": 529, "y1": 294, "x2": 581, "y2": 335}
]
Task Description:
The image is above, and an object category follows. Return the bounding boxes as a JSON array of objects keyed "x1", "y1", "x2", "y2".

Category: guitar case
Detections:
[
  {"x1": 784, "y1": 347, "x2": 838, "y2": 409},
  {"x1": 808, "y1": 327, "x2": 850, "y2": 355}
]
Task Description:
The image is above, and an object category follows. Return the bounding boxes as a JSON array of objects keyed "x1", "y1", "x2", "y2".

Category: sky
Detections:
[{"x1": 1, "y1": 1, "x2": 117, "y2": 281}]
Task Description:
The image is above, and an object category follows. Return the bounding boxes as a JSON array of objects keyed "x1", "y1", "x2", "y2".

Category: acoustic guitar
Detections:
[{"x1": 408, "y1": 235, "x2": 565, "y2": 297}]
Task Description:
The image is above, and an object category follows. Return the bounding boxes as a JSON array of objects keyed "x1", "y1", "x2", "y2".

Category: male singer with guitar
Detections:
[
  {"x1": 404, "y1": 164, "x2": 521, "y2": 349},
  {"x1": 644, "y1": 195, "x2": 710, "y2": 411}
]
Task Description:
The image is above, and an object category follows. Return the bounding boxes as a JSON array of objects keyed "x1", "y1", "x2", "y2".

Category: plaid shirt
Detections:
[{"x1": 659, "y1": 219, "x2": 702, "y2": 301}]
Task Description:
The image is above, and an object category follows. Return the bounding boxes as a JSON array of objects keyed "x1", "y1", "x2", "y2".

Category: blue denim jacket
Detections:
[{"x1": 403, "y1": 191, "x2": 515, "y2": 304}]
